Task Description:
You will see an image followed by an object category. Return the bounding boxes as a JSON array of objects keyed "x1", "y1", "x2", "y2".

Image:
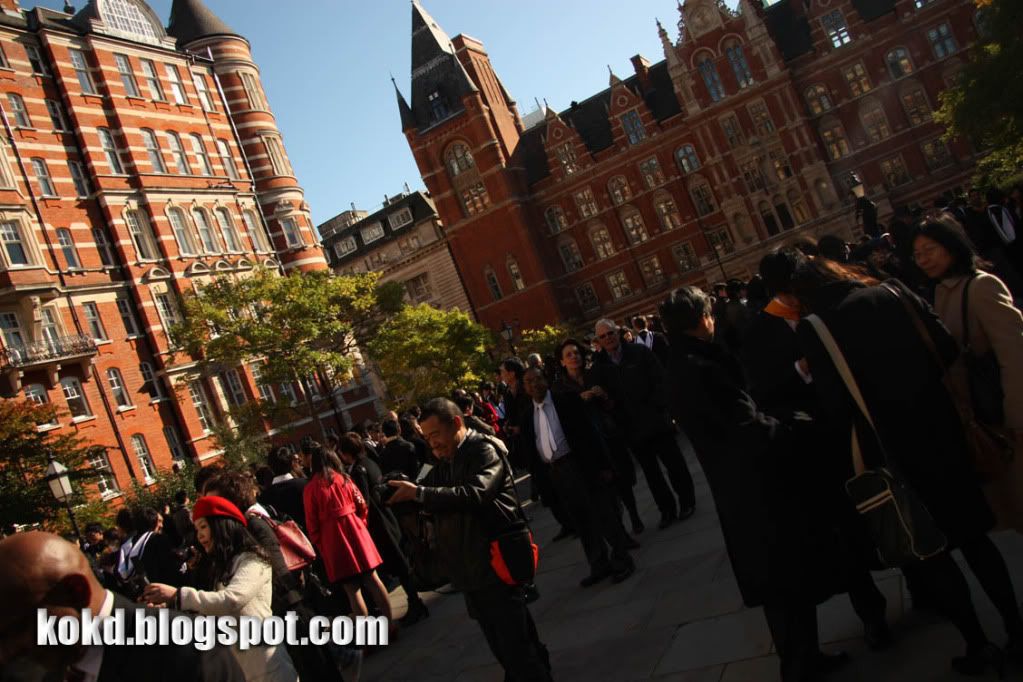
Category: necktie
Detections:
[{"x1": 535, "y1": 402, "x2": 557, "y2": 462}]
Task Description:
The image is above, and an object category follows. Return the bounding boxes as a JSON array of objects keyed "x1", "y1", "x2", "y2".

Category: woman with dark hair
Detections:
[
  {"x1": 914, "y1": 215, "x2": 1023, "y2": 537},
  {"x1": 131, "y1": 507, "x2": 184, "y2": 588},
  {"x1": 554, "y1": 338, "x2": 643, "y2": 535},
  {"x1": 303, "y1": 440, "x2": 392, "y2": 622},
  {"x1": 338, "y1": 433, "x2": 429, "y2": 625},
  {"x1": 791, "y1": 258, "x2": 1017, "y2": 673},
  {"x1": 143, "y1": 496, "x2": 299, "y2": 682},
  {"x1": 817, "y1": 234, "x2": 850, "y2": 263},
  {"x1": 661, "y1": 286, "x2": 849, "y2": 682}
]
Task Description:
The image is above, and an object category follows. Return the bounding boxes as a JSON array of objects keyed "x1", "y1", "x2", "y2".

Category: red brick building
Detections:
[
  {"x1": 0, "y1": 0, "x2": 358, "y2": 507},
  {"x1": 397, "y1": 0, "x2": 983, "y2": 337}
]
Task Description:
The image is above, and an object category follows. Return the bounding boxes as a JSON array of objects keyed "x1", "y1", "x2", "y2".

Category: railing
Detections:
[{"x1": 0, "y1": 334, "x2": 97, "y2": 370}]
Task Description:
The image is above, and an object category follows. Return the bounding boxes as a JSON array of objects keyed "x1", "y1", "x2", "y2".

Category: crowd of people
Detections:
[{"x1": 2, "y1": 187, "x2": 1023, "y2": 682}]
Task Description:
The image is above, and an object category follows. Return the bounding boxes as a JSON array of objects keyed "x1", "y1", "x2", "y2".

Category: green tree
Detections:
[
  {"x1": 172, "y1": 267, "x2": 404, "y2": 438},
  {"x1": 0, "y1": 398, "x2": 104, "y2": 530},
  {"x1": 935, "y1": 0, "x2": 1023, "y2": 188},
  {"x1": 368, "y1": 304, "x2": 492, "y2": 407},
  {"x1": 519, "y1": 324, "x2": 572, "y2": 360}
]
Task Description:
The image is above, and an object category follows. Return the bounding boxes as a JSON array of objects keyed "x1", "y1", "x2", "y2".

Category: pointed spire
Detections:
[
  {"x1": 657, "y1": 18, "x2": 673, "y2": 53},
  {"x1": 608, "y1": 65, "x2": 622, "y2": 87},
  {"x1": 408, "y1": 1, "x2": 477, "y2": 131},
  {"x1": 393, "y1": 76, "x2": 414, "y2": 132},
  {"x1": 411, "y1": 0, "x2": 455, "y2": 73},
  {"x1": 167, "y1": 0, "x2": 240, "y2": 47}
]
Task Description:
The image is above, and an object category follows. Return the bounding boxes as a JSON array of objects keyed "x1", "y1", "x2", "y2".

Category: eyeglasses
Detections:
[{"x1": 596, "y1": 331, "x2": 617, "y2": 340}]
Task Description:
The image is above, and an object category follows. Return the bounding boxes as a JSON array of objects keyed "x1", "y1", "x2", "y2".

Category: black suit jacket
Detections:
[
  {"x1": 96, "y1": 594, "x2": 245, "y2": 682},
  {"x1": 137, "y1": 533, "x2": 183, "y2": 587},
  {"x1": 259, "y1": 477, "x2": 308, "y2": 532},
  {"x1": 519, "y1": 391, "x2": 612, "y2": 478},
  {"x1": 379, "y1": 437, "x2": 420, "y2": 480},
  {"x1": 739, "y1": 311, "x2": 815, "y2": 418}
]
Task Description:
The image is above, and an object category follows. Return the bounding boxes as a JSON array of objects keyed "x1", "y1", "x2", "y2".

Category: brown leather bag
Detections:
[{"x1": 883, "y1": 283, "x2": 1014, "y2": 480}]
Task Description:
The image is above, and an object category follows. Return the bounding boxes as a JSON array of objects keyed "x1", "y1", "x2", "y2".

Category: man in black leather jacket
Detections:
[{"x1": 388, "y1": 398, "x2": 553, "y2": 682}]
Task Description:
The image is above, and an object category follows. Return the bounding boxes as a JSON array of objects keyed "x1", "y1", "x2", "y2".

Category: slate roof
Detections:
[
  {"x1": 166, "y1": 0, "x2": 239, "y2": 46},
  {"x1": 764, "y1": 0, "x2": 813, "y2": 62},
  {"x1": 852, "y1": 0, "x2": 898, "y2": 22},
  {"x1": 320, "y1": 191, "x2": 438, "y2": 266},
  {"x1": 408, "y1": 1, "x2": 477, "y2": 132}
]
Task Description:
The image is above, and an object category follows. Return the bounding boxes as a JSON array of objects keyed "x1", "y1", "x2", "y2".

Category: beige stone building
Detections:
[{"x1": 319, "y1": 190, "x2": 474, "y2": 315}]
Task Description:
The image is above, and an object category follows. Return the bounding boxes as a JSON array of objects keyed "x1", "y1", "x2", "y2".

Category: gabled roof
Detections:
[
  {"x1": 408, "y1": 1, "x2": 477, "y2": 132},
  {"x1": 167, "y1": 0, "x2": 239, "y2": 46}
]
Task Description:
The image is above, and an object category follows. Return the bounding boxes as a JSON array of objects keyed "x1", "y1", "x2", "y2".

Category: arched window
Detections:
[
  {"x1": 558, "y1": 239, "x2": 584, "y2": 273},
  {"x1": 724, "y1": 40, "x2": 753, "y2": 89},
  {"x1": 697, "y1": 53, "x2": 725, "y2": 102},
  {"x1": 885, "y1": 48, "x2": 913, "y2": 79},
  {"x1": 106, "y1": 368, "x2": 131, "y2": 408},
  {"x1": 484, "y1": 267, "x2": 502, "y2": 300},
  {"x1": 860, "y1": 100, "x2": 891, "y2": 144},
  {"x1": 444, "y1": 142, "x2": 475, "y2": 178},
  {"x1": 804, "y1": 85, "x2": 832, "y2": 115},
  {"x1": 900, "y1": 85, "x2": 931, "y2": 126},
  {"x1": 506, "y1": 257, "x2": 525, "y2": 291},
  {"x1": 654, "y1": 193, "x2": 682, "y2": 231},
  {"x1": 192, "y1": 208, "x2": 220, "y2": 253},
  {"x1": 675, "y1": 144, "x2": 700, "y2": 173},
  {"x1": 167, "y1": 207, "x2": 196, "y2": 255},
  {"x1": 788, "y1": 189, "x2": 811, "y2": 224},
  {"x1": 620, "y1": 208, "x2": 648, "y2": 245},
  {"x1": 215, "y1": 208, "x2": 242, "y2": 252},
  {"x1": 758, "y1": 200, "x2": 779, "y2": 236},
  {"x1": 130, "y1": 434, "x2": 156, "y2": 482},
  {"x1": 544, "y1": 206, "x2": 567, "y2": 234},
  {"x1": 589, "y1": 223, "x2": 615, "y2": 259},
  {"x1": 607, "y1": 176, "x2": 632, "y2": 205}
]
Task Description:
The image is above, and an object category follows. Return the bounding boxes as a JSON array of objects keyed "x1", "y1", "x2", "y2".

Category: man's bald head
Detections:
[{"x1": 0, "y1": 532, "x2": 104, "y2": 669}]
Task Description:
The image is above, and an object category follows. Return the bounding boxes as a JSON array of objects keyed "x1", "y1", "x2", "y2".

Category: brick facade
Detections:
[{"x1": 398, "y1": 0, "x2": 983, "y2": 340}]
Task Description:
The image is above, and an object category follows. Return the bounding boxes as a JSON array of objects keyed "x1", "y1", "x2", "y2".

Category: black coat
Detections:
[
  {"x1": 739, "y1": 311, "x2": 815, "y2": 418},
  {"x1": 245, "y1": 511, "x2": 304, "y2": 614},
  {"x1": 668, "y1": 335, "x2": 843, "y2": 608},
  {"x1": 259, "y1": 477, "x2": 308, "y2": 533},
  {"x1": 349, "y1": 454, "x2": 408, "y2": 573},
  {"x1": 379, "y1": 437, "x2": 420, "y2": 480},
  {"x1": 635, "y1": 330, "x2": 670, "y2": 366},
  {"x1": 137, "y1": 532, "x2": 183, "y2": 587},
  {"x1": 518, "y1": 391, "x2": 613, "y2": 479},
  {"x1": 590, "y1": 342, "x2": 673, "y2": 443},
  {"x1": 796, "y1": 278, "x2": 994, "y2": 546}
]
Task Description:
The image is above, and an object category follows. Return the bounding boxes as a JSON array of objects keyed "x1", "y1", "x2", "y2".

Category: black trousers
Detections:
[
  {"x1": 632, "y1": 431, "x2": 696, "y2": 514},
  {"x1": 464, "y1": 583, "x2": 553, "y2": 682},
  {"x1": 762, "y1": 599, "x2": 820, "y2": 682},
  {"x1": 529, "y1": 455, "x2": 573, "y2": 530},
  {"x1": 549, "y1": 455, "x2": 633, "y2": 574},
  {"x1": 902, "y1": 550, "x2": 988, "y2": 649}
]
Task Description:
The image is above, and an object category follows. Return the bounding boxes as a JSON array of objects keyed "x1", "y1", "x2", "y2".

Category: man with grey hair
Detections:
[
  {"x1": 590, "y1": 318, "x2": 696, "y2": 529},
  {"x1": 526, "y1": 353, "x2": 544, "y2": 370}
]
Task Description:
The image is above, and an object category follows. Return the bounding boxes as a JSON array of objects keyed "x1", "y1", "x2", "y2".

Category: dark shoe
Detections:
[
  {"x1": 524, "y1": 582, "x2": 541, "y2": 604},
  {"x1": 629, "y1": 512, "x2": 645, "y2": 535},
  {"x1": 678, "y1": 505, "x2": 696, "y2": 521},
  {"x1": 657, "y1": 510, "x2": 677, "y2": 530},
  {"x1": 399, "y1": 600, "x2": 429, "y2": 626},
  {"x1": 863, "y1": 620, "x2": 894, "y2": 651},
  {"x1": 611, "y1": 563, "x2": 635, "y2": 584},
  {"x1": 579, "y1": 569, "x2": 611, "y2": 588},
  {"x1": 951, "y1": 644, "x2": 1006, "y2": 678},
  {"x1": 816, "y1": 651, "x2": 850, "y2": 675},
  {"x1": 552, "y1": 526, "x2": 574, "y2": 542},
  {"x1": 624, "y1": 535, "x2": 640, "y2": 550}
]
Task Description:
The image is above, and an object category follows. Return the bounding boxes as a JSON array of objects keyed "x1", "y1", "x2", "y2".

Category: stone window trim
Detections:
[{"x1": 0, "y1": 215, "x2": 42, "y2": 269}]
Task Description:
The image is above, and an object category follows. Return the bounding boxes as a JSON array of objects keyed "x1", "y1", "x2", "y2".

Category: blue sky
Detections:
[{"x1": 42, "y1": 0, "x2": 739, "y2": 225}]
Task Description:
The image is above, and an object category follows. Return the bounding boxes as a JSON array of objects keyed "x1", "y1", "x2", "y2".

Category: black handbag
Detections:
[
  {"x1": 961, "y1": 273, "x2": 1006, "y2": 426},
  {"x1": 806, "y1": 314, "x2": 947, "y2": 568}
]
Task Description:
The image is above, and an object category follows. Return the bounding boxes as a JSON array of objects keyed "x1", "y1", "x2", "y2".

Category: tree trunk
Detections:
[{"x1": 297, "y1": 373, "x2": 328, "y2": 441}]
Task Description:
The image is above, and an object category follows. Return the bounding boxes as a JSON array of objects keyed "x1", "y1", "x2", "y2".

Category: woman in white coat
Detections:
[{"x1": 144, "y1": 495, "x2": 300, "y2": 682}]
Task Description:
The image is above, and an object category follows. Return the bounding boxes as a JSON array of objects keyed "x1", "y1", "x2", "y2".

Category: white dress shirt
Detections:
[
  {"x1": 69, "y1": 589, "x2": 114, "y2": 682},
  {"x1": 532, "y1": 391, "x2": 570, "y2": 463}
]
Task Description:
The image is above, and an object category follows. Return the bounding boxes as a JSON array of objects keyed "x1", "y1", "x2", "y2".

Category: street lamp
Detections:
[
  {"x1": 500, "y1": 321, "x2": 517, "y2": 357},
  {"x1": 45, "y1": 452, "x2": 83, "y2": 548}
]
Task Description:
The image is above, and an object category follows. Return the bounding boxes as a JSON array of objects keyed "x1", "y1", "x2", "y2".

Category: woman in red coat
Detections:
[{"x1": 303, "y1": 442, "x2": 393, "y2": 620}]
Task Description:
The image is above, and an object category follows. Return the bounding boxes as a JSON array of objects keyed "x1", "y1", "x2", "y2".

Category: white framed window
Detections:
[
  {"x1": 606, "y1": 270, "x2": 632, "y2": 301},
  {"x1": 485, "y1": 267, "x2": 503, "y2": 300},
  {"x1": 804, "y1": 84, "x2": 832, "y2": 115},
  {"x1": 31, "y1": 158, "x2": 56, "y2": 196},
  {"x1": 621, "y1": 210, "x2": 648, "y2": 245},
  {"x1": 188, "y1": 381, "x2": 215, "y2": 433},
  {"x1": 216, "y1": 139, "x2": 239, "y2": 179},
  {"x1": 445, "y1": 143, "x2": 475, "y2": 177},
  {"x1": 639, "y1": 157, "x2": 665, "y2": 188},
  {"x1": 575, "y1": 283, "x2": 599, "y2": 312},
  {"x1": 690, "y1": 182, "x2": 717, "y2": 217},
  {"x1": 843, "y1": 63, "x2": 872, "y2": 97},
  {"x1": 89, "y1": 449, "x2": 119, "y2": 497},
  {"x1": 215, "y1": 208, "x2": 242, "y2": 252},
  {"x1": 397, "y1": 233, "x2": 420, "y2": 254},
  {"x1": 0, "y1": 220, "x2": 30, "y2": 266},
  {"x1": 153, "y1": 292, "x2": 181, "y2": 332},
  {"x1": 102, "y1": 0, "x2": 161, "y2": 40},
  {"x1": 241, "y1": 72, "x2": 267, "y2": 110},
  {"x1": 139, "y1": 362, "x2": 165, "y2": 399},
  {"x1": 61, "y1": 376, "x2": 92, "y2": 419},
  {"x1": 222, "y1": 369, "x2": 248, "y2": 406},
  {"x1": 114, "y1": 54, "x2": 140, "y2": 97},
  {"x1": 242, "y1": 210, "x2": 270, "y2": 252},
  {"x1": 360, "y1": 222, "x2": 384, "y2": 244},
  {"x1": 554, "y1": 143, "x2": 579, "y2": 174},
  {"x1": 708, "y1": 228, "x2": 735, "y2": 256},
  {"x1": 193, "y1": 73, "x2": 215, "y2": 112},
  {"x1": 507, "y1": 257, "x2": 526, "y2": 291},
  {"x1": 166, "y1": 132, "x2": 190, "y2": 174},
  {"x1": 281, "y1": 217, "x2": 302, "y2": 248},
  {"x1": 545, "y1": 206, "x2": 568, "y2": 234},
  {"x1": 7, "y1": 94, "x2": 30, "y2": 127},
  {"x1": 192, "y1": 209, "x2": 220, "y2": 253},
  {"x1": 388, "y1": 208, "x2": 413, "y2": 229},
  {"x1": 640, "y1": 256, "x2": 665, "y2": 285},
  {"x1": 68, "y1": 161, "x2": 90, "y2": 197},
  {"x1": 141, "y1": 129, "x2": 166, "y2": 173},
  {"x1": 93, "y1": 228, "x2": 114, "y2": 266},
  {"x1": 607, "y1": 176, "x2": 631, "y2": 206},
  {"x1": 880, "y1": 155, "x2": 912, "y2": 189},
  {"x1": 24, "y1": 383, "x2": 58, "y2": 426},
  {"x1": 263, "y1": 134, "x2": 290, "y2": 175},
  {"x1": 460, "y1": 182, "x2": 490, "y2": 216},
  {"x1": 558, "y1": 241, "x2": 584, "y2": 273},
  {"x1": 126, "y1": 209, "x2": 158, "y2": 260},
  {"x1": 333, "y1": 236, "x2": 357, "y2": 258},
  {"x1": 56, "y1": 229, "x2": 80, "y2": 270},
  {"x1": 820, "y1": 123, "x2": 851, "y2": 160},
  {"x1": 249, "y1": 363, "x2": 275, "y2": 403},
  {"x1": 404, "y1": 272, "x2": 432, "y2": 303},
  {"x1": 574, "y1": 188, "x2": 599, "y2": 219},
  {"x1": 164, "y1": 63, "x2": 188, "y2": 104},
  {"x1": 0, "y1": 44, "x2": 8, "y2": 70},
  {"x1": 190, "y1": 134, "x2": 213, "y2": 176},
  {"x1": 116, "y1": 295, "x2": 141, "y2": 337},
  {"x1": 0, "y1": 310, "x2": 25, "y2": 349},
  {"x1": 590, "y1": 224, "x2": 615, "y2": 259},
  {"x1": 25, "y1": 44, "x2": 48, "y2": 75},
  {"x1": 655, "y1": 194, "x2": 683, "y2": 231},
  {"x1": 886, "y1": 48, "x2": 914, "y2": 80},
  {"x1": 140, "y1": 59, "x2": 164, "y2": 100},
  {"x1": 928, "y1": 23, "x2": 957, "y2": 59},
  {"x1": 130, "y1": 434, "x2": 156, "y2": 482},
  {"x1": 821, "y1": 10, "x2": 852, "y2": 48},
  {"x1": 672, "y1": 241, "x2": 699, "y2": 272},
  {"x1": 45, "y1": 99, "x2": 69, "y2": 131},
  {"x1": 107, "y1": 368, "x2": 131, "y2": 408},
  {"x1": 82, "y1": 302, "x2": 106, "y2": 340},
  {"x1": 69, "y1": 49, "x2": 96, "y2": 94},
  {"x1": 277, "y1": 381, "x2": 297, "y2": 405},
  {"x1": 163, "y1": 426, "x2": 186, "y2": 461},
  {"x1": 40, "y1": 308, "x2": 60, "y2": 349},
  {"x1": 675, "y1": 144, "x2": 700, "y2": 173},
  {"x1": 98, "y1": 128, "x2": 124, "y2": 174}
]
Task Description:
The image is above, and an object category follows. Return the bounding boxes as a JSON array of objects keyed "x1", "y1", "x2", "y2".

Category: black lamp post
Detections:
[
  {"x1": 500, "y1": 321, "x2": 517, "y2": 356},
  {"x1": 45, "y1": 452, "x2": 83, "y2": 548}
]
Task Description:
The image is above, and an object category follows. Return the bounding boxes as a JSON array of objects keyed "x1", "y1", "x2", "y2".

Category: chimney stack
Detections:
[{"x1": 631, "y1": 54, "x2": 652, "y2": 91}]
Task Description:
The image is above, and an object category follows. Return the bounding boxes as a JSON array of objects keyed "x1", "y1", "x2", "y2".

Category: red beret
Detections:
[{"x1": 192, "y1": 495, "x2": 247, "y2": 526}]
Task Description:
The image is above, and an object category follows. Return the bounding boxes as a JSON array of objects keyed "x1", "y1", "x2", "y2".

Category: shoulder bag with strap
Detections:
[
  {"x1": 249, "y1": 506, "x2": 317, "y2": 572},
  {"x1": 882, "y1": 282, "x2": 1013, "y2": 480},
  {"x1": 806, "y1": 313, "x2": 947, "y2": 567},
  {"x1": 480, "y1": 433, "x2": 540, "y2": 587}
]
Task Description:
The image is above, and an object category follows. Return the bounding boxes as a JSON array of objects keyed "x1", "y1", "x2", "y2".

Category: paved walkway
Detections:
[{"x1": 364, "y1": 439, "x2": 1023, "y2": 681}]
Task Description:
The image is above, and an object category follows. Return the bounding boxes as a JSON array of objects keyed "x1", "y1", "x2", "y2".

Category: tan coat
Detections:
[{"x1": 934, "y1": 271, "x2": 1023, "y2": 531}]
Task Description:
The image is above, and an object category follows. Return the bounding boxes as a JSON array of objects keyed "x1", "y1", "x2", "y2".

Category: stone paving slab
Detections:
[{"x1": 363, "y1": 442, "x2": 1023, "y2": 681}]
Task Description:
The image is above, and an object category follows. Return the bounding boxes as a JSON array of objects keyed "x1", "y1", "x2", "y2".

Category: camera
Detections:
[{"x1": 377, "y1": 472, "x2": 412, "y2": 504}]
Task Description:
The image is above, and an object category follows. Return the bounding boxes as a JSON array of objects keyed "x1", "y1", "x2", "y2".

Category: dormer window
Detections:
[
  {"x1": 98, "y1": 0, "x2": 163, "y2": 44},
  {"x1": 555, "y1": 144, "x2": 579, "y2": 174},
  {"x1": 428, "y1": 90, "x2": 448, "y2": 123}
]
